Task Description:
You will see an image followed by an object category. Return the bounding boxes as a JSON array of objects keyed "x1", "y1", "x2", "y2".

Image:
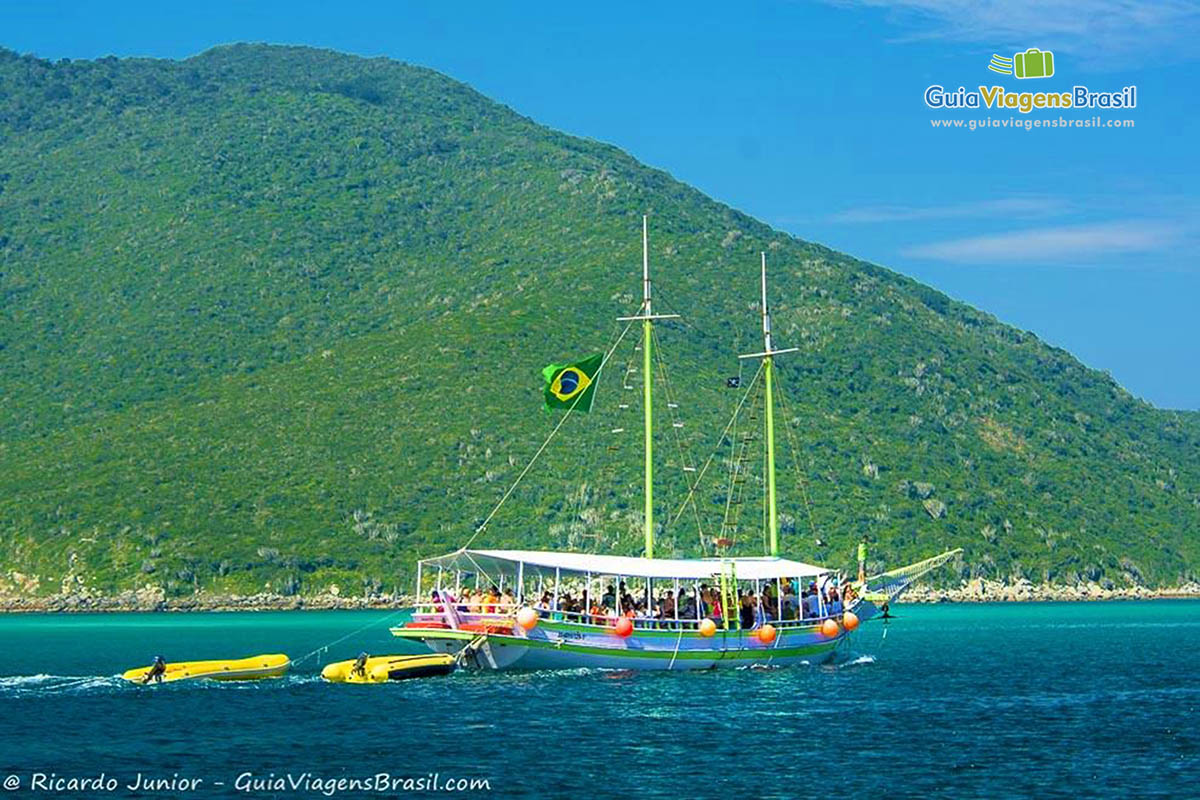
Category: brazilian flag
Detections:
[{"x1": 542, "y1": 353, "x2": 604, "y2": 412}]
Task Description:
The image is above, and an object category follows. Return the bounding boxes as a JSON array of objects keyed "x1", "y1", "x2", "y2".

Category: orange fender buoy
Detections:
[
  {"x1": 613, "y1": 617, "x2": 634, "y2": 638},
  {"x1": 821, "y1": 618, "x2": 840, "y2": 638},
  {"x1": 842, "y1": 610, "x2": 860, "y2": 631},
  {"x1": 698, "y1": 618, "x2": 717, "y2": 637},
  {"x1": 756, "y1": 624, "x2": 777, "y2": 644},
  {"x1": 516, "y1": 606, "x2": 539, "y2": 630}
]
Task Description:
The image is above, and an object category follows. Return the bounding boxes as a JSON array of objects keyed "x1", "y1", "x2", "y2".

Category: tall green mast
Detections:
[
  {"x1": 739, "y1": 253, "x2": 797, "y2": 557},
  {"x1": 642, "y1": 220, "x2": 654, "y2": 560},
  {"x1": 618, "y1": 216, "x2": 678, "y2": 559}
]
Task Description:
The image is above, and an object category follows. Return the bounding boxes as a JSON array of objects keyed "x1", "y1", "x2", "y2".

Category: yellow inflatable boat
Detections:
[
  {"x1": 321, "y1": 653, "x2": 456, "y2": 683},
  {"x1": 122, "y1": 654, "x2": 290, "y2": 684}
]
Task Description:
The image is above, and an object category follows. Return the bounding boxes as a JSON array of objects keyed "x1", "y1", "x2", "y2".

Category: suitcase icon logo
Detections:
[{"x1": 988, "y1": 48, "x2": 1055, "y2": 79}]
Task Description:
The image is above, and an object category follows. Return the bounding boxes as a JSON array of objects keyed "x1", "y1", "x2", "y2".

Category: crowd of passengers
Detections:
[{"x1": 432, "y1": 578, "x2": 853, "y2": 629}]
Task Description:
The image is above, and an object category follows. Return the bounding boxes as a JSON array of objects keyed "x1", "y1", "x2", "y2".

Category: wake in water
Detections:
[
  {"x1": 839, "y1": 654, "x2": 877, "y2": 668},
  {"x1": 0, "y1": 672, "x2": 321, "y2": 698},
  {"x1": 0, "y1": 674, "x2": 124, "y2": 697}
]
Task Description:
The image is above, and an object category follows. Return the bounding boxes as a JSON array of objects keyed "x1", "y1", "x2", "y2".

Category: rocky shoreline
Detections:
[
  {"x1": 900, "y1": 578, "x2": 1200, "y2": 603},
  {"x1": 0, "y1": 587, "x2": 410, "y2": 613},
  {"x1": 1, "y1": 579, "x2": 1198, "y2": 612}
]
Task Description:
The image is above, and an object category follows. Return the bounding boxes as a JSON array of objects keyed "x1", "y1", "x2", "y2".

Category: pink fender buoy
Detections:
[
  {"x1": 842, "y1": 610, "x2": 860, "y2": 631},
  {"x1": 756, "y1": 624, "x2": 777, "y2": 644},
  {"x1": 516, "y1": 606, "x2": 539, "y2": 631},
  {"x1": 698, "y1": 618, "x2": 717, "y2": 637},
  {"x1": 614, "y1": 617, "x2": 634, "y2": 638},
  {"x1": 821, "y1": 618, "x2": 840, "y2": 638}
]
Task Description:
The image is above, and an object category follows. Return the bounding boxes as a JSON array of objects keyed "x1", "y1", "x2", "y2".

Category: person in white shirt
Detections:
[{"x1": 803, "y1": 591, "x2": 819, "y2": 619}]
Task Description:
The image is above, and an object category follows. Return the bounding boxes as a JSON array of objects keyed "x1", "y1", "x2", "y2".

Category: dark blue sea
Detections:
[{"x1": 0, "y1": 601, "x2": 1196, "y2": 799}]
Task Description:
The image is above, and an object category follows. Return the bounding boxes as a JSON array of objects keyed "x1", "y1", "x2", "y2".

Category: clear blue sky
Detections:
[{"x1": 4, "y1": 1, "x2": 1197, "y2": 409}]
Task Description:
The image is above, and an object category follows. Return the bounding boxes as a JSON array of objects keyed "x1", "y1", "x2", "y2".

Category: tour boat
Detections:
[{"x1": 394, "y1": 218, "x2": 958, "y2": 671}]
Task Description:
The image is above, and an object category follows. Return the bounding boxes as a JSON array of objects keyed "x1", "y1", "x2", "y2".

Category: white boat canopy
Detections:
[{"x1": 417, "y1": 549, "x2": 832, "y2": 582}]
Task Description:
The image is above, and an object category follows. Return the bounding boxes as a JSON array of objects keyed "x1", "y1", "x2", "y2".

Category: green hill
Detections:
[{"x1": 1, "y1": 44, "x2": 1196, "y2": 598}]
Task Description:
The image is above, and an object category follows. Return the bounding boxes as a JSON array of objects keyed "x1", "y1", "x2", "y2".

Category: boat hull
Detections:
[{"x1": 393, "y1": 621, "x2": 845, "y2": 671}]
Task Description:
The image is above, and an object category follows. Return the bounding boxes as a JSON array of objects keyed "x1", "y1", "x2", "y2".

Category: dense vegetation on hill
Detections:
[{"x1": 0, "y1": 44, "x2": 1196, "y2": 597}]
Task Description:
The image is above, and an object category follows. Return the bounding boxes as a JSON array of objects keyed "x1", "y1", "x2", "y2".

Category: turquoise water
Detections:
[{"x1": 0, "y1": 602, "x2": 1197, "y2": 798}]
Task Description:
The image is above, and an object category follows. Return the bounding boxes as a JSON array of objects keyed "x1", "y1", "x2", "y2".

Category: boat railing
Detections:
[{"x1": 409, "y1": 601, "x2": 851, "y2": 633}]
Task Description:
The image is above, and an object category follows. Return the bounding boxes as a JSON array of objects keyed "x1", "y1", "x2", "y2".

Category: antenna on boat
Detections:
[
  {"x1": 617, "y1": 215, "x2": 679, "y2": 559},
  {"x1": 738, "y1": 252, "x2": 798, "y2": 557}
]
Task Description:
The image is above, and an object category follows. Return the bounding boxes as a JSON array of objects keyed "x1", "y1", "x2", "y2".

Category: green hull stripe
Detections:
[{"x1": 535, "y1": 618, "x2": 830, "y2": 639}]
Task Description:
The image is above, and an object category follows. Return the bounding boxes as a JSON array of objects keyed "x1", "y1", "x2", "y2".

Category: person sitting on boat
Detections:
[
  {"x1": 829, "y1": 585, "x2": 843, "y2": 615},
  {"x1": 753, "y1": 594, "x2": 768, "y2": 628},
  {"x1": 680, "y1": 592, "x2": 697, "y2": 621},
  {"x1": 601, "y1": 585, "x2": 616, "y2": 610},
  {"x1": 698, "y1": 584, "x2": 713, "y2": 616},
  {"x1": 760, "y1": 586, "x2": 777, "y2": 621},
  {"x1": 458, "y1": 587, "x2": 473, "y2": 613},
  {"x1": 642, "y1": 599, "x2": 658, "y2": 629},
  {"x1": 499, "y1": 587, "x2": 515, "y2": 611},
  {"x1": 659, "y1": 592, "x2": 676, "y2": 629},
  {"x1": 781, "y1": 584, "x2": 798, "y2": 620},
  {"x1": 350, "y1": 652, "x2": 369, "y2": 678},
  {"x1": 143, "y1": 655, "x2": 167, "y2": 684},
  {"x1": 803, "y1": 583, "x2": 821, "y2": 618},
  {"x1": 709, "y1": 592, "x2": 723, "y2": 627},
  {"x1": 484, "y1": 586, "x2": 500, "y2": 614},
  {"x1": 430, "y1": 589, "x2": 444, "y2": 613},
  {"x1": 739, "y1": 592, "x2": 756, "y2": 629}
]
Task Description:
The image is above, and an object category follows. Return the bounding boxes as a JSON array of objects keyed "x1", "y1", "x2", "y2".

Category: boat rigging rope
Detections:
[
  {"x1": 668, "y1": 360, "x2": 763, "y2": 530},
  {"x1": 461, "y1": 318, "x2": 637, "y2": 551},
  {"x1": 771, "y1": 371, "x2": 821, "y2": 544},
  {"x1": 290, "y1": 606, "x2": 411, "y2": 668},
  {"x1": 649, "y1": 326, "x2": 707, "y2": 553},
  {"x1": 724, "y1": 368, "x2": 765, "y2": 552}
]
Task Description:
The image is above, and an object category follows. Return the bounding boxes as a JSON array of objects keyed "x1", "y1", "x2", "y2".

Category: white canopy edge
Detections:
[{"x1": 418, "y1": 549, "x2": 831, "y2": 582}]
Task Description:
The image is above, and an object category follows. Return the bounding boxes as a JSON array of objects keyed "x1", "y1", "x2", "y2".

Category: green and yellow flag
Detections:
[{"x1": 542, "y1": 353, "x2": 604, "y2": 412}]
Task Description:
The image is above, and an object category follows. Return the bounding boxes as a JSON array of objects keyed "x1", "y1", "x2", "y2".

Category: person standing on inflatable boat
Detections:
[
  {"x1": 350, "y1": 652, "x2": 369, "y2": 678},
  {"x1": 143, "y1": 655, "x2": 167, "y2": 684}
]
